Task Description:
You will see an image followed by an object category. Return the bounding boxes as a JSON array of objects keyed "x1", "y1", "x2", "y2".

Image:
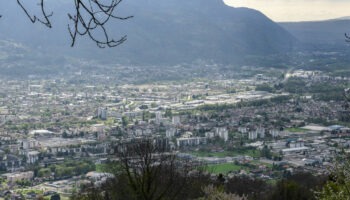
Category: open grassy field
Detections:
[
  {"x1": 206, "y1": 163, "x2": 243, "y2": 174},
  {"x1": 96, "y1": 164, "x2": 109, "y2": 172},
  {"x1": 267, "y1": 179, "x2": 277, "y2": 185},
  {"x1": 205, "y1": 159, "x2": 273, "y2": 175},
  {"x1": 191, "y1": 149, "x2": 260, "y2": 158}
]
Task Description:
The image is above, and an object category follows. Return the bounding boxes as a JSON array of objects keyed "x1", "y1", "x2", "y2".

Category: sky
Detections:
[{"x1": 223, "y1": 0, "x2": 350, "y2": 22}]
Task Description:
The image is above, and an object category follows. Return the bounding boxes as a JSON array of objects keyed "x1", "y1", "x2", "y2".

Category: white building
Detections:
[
  {"x1": 97, "y1": 108, "x2": 108, "y2": 120},
  {"x1": 282, "y1": 147, "x2": 309, "y2": 155},
  {"x1": 172, "y1": 116, "x2": 181, "y2": 125},
  {"x1": 214, "y1": 127, "x2": 229, "y2": 142},
  {"x1": 166, "y1": 127, "x2": 177, "y2": 138},
  {"x1": 205, "y1": 132, "x2": 215, "y2": 138},
  {"x1": 21, "y1": 151, "x2": 40, "y2": 164},
  {"x1": 177, "y1": 137, "x2": 207, "y2": 147},
  {"x1": 29, "y1": 130, "x2": 54, "y2": 137},
  {"x1": 155, "y1": 112, "x2": 162, "y2": 124},
  {"x1": 257, "y1": 127, "x2": 265, "y2": 138},
  {"x1": 21, "y1": 139, "x2": 40, "y2": 150},
  {"x1": 238, "y1": 127, "x2": 247, "y2": 134},
  {"x1": 135, "y1": 129, "x2": 143, "y2": 136},
  {"x1": 269, "y1": 129, "x2": 280, "y2": 138},
  {"x1": 289, "y1": 140, "x2": 304, "y2": 148},
  {"x1": 249, "y1": 131, "x2": 258, "y2": 140},
  {"x1": 248, "y1": 128, "x2": 265, "y2": 140},
  {"x1": 109, "y1": 111, "x2": 122, "y2": 119}
]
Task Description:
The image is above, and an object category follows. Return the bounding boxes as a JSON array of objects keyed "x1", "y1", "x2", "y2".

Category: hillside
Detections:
[
  {"x1": 279, "y1": 19, "x2": 350, "y2": 50},
  {"x1": 0, "y1": 0, "x2": 296, "y2": 65}
]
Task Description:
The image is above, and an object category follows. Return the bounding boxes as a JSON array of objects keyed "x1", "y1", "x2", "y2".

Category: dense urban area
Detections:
[{"x1": 0, "y1": 56, "x2": 348, "y2": 199}]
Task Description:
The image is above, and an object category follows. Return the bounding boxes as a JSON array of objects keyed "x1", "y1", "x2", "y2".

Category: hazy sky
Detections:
[{"x1": 223, "y1": 0, "x2": 350, "y2": 22}]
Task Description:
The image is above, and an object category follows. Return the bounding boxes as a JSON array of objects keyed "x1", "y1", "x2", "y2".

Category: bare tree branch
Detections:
[
  {"x1": 2, "y1": 0, "x2": 132, "y2": 48},
  {"x1": 67, "y1": 0, "x2": 133, "y2": 48},
  {"x1": 346, "y1": 33, "x2": 350, "y2": 42},
  {"x1": 17, "y1": 0, "x2": 52, "y2": 28}
]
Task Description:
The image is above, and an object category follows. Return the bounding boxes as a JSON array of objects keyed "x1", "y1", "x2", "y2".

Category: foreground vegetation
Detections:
[{"x1": 68, "y1": 140, "x2": 350, "y2": 200}]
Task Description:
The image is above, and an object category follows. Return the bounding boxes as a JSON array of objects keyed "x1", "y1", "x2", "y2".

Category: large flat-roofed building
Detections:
[{"x1": 282, "y1": 147, "x2": 309, "y2": 155}]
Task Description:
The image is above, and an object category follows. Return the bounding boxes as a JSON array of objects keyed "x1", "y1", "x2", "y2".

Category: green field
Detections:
[
  {"x1": 96, "y1": 164, "x2": 108, "y2": 172},
  {"x1": 205, "y1": 159, "x2": 273, "y2": 175},
  {"x1": 191, "y1": 149, "x2": 260, "y2": 158},
  {"x1": 206, "y1": 163, "x2": 244, "y2": 174},
  {"x1": 267, "y1": 179, "x2": 277, "y2": 185}
]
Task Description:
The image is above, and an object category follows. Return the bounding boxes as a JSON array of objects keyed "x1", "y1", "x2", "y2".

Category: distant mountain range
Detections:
[
  {"x1": 0, "y1": 0, "x2": 296, "y2": 65},
  {"x1": 1, "y1": 0, "x2": 350, "y2": 68},
  {"x1": 279, "y1": 18, "x2": 350, "y2": 50}
]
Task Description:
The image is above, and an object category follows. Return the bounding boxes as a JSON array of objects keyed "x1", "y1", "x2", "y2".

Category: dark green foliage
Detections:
[
  {"x1": 15, "y1": 179, "x2": 31, "y2": 187},
  {"x1": 164, "y1": 108, "x2": 173, "y2": 118},
  {"x1": 269, "y1": 180, "x2": 311, "y2": 200},
  {"x1": 122, "y1": 116, "x2": 129, "y2": 127},
  {"x1": 260, "y1": 146, "x2": 272, "y2": 159},
  {"x1": 282, "y1": 78, "x2": 347, "y2": 102},
  {"x1": 283, "y1": 78, "x2": 307, "y2": 94},
  {"x1": 268, "y1": 172, "x2": 327, "y2": 200},
  {"x1": 317, "y1": 157, "x2": 350, "y2": 200},
  {"x1": 139, "y1": 105, "x2": 148, "y2": 110},
  {"x1": 225, "y1": 176, "x2": 271, "y2": 200},
  {"x1": 38, "y1": 168, "x2": 51, "y2": 178},
  {"x1": 51, "y1": 194, "x2": 61, "y2": 200},
  {"x1": 39, "y1": 160, "x2": 95, "y2": 179},
  {"x1": 197, "y1": 95, "x2": 291, "y2": 112}
]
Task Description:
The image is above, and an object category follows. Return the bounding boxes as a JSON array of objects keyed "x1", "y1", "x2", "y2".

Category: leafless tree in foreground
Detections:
[
  {"x1": 72, "y1": 138, "x2": 211, "y2": 200},
  {"x1": 115, "y1": 139, "x2": 193, "y2": 200},
  {"x1": 4, "y1": 0, "x2": 133, "y2": 48}
]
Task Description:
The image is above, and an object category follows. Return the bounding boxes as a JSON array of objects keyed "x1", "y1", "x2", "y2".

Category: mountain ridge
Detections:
[
  {"x1": 279, "y1": 18, "x2": 350, "y2": 49},
  {"x1": 0, "y1": 0, "x2": 296, "y2": 65}
]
